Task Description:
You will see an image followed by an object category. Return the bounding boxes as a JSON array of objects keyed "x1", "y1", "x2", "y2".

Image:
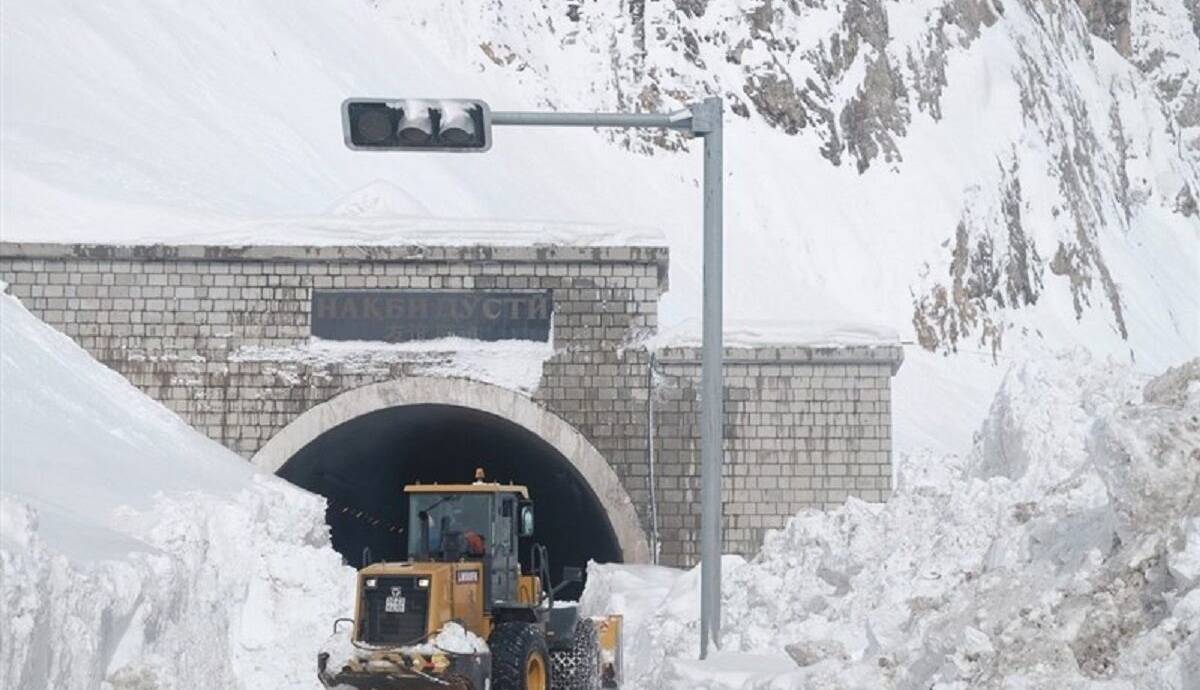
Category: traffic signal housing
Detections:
[{"x1": 342, "y1": 99, "x2": 492, "y2": 152}]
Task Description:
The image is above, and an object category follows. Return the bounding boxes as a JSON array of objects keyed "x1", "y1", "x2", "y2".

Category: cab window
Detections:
[{"x1": 407, "y1": 494, "x2": 491, "y2": 559}]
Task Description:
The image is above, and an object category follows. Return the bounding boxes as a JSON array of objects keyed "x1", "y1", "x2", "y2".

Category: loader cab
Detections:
[{"x1": 404, "y1": 476, "x2": 533, "y2": 610}]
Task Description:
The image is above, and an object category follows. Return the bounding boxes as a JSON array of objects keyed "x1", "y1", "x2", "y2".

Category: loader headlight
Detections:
[{"x1": 417, "y1": 578, "x2": 430, "y2": 588}]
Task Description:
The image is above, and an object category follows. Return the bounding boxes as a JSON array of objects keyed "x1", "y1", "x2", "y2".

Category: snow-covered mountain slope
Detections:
[
  {"x1": 582, "y1": 353, "x2": 1200, "y2": 689},
  {"x1": 2, "y1": 0, "x2": 1197, "y2": 453},
  {"x1": 392, "y1": 0, "x2": 1199, "y2": 353},
  {"x1": 0, "y1": 293, "x2": 354, "y2": 688}
]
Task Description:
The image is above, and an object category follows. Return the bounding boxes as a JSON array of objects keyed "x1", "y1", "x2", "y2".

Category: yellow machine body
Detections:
[
  {"x1": 318, "y1": 475, "x2": 622, "y2": 690},
  {"x1": 355, "y1": 561, "x2": 492, "y2": 641}
]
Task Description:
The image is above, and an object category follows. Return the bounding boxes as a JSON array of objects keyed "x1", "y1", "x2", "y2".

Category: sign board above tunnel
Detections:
[{"x1": 311, "y1": 290, "x2": 553, "y2": 343}]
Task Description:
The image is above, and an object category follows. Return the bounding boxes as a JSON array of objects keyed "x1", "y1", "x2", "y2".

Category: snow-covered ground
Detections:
[
  {"x1": 581, "y1": 353, "x2": 1200, "y2": 689},
  {"x1": 0, "y1": 292, "x2": 356, "y2": 689}
]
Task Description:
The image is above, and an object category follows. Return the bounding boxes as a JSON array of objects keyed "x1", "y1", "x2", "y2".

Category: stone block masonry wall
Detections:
[
  {"x1": 0, "y1": 242, "x2": 903, "y2": 568},
  {"x1": 649, "y1": 345, "x2": 902, "y2": 564},
  {"x1": 0, "y1": 242, "x2": 663, "y2": 498}
]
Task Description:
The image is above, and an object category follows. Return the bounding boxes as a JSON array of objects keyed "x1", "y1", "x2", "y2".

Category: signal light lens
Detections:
[
  {"x1": 397, "y1": 102, "x2": 434, "y2": 144},
  {"x1": 398, "y1": 126, "x2": 430, "y2": 144},
  {"x1": 353, "y1": 108, "x2": 394, "y2": 144},
  {"x1": 438, "y1": 101, "x2": 477, "y2": 145}
]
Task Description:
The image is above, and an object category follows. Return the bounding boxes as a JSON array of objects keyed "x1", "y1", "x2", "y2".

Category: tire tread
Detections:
[
  {"x1": 550, "y1": 618, "x2": 601, "y2": 690},
  {"x1": 489, "y1": 621, "x2": 551, "y2": 690}
]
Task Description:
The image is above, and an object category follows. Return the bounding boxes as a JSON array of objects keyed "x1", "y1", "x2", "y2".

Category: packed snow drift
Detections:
[
  {"x1": 581, "y1": 353, "x2": 1200, "y2": 689},
  {"x1": 0, "y1": 292, "x2": 356, "y2": 689}
]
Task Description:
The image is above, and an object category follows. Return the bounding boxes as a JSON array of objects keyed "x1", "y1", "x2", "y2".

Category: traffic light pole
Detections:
[{"x1": 492, "y1": 98, "x2": 725, "y2": 658}]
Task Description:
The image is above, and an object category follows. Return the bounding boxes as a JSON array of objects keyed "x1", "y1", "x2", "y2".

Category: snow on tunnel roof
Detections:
[
  {"x1": 650, "y1": 318, "x2": 903, "y2": 350},
  {"x1": 0, "y1": 212, "x2": 668, "y2": 250}
]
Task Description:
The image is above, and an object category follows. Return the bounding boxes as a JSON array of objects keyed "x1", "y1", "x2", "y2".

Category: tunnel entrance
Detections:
[{"x1": 277, "y1": 403, "x2": 624, "y2": 597}]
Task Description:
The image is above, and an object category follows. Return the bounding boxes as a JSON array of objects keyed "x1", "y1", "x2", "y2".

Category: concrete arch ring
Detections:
[{"x1": 251, "y1": 376, "x2": 651, "y2": 563}]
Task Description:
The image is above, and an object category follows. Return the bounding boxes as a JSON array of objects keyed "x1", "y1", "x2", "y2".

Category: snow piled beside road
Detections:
[
  {"x1": 582, "y1": 352, "x2": 1200, "y2": 689},
  {"x1": 0, "y1": 292, "x2": 354, "y2": 689}
]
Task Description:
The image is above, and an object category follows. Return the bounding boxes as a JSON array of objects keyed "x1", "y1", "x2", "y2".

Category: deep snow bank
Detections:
[
  {"x1": 0, "y1": 293, "x2": 354, "y2": 689},
  {"x1": 0, "y1": 282, "x2": 254, "y2": 556},
  {"x1": 582, "y1": 352, "x2": 1200, "y2": 689}
]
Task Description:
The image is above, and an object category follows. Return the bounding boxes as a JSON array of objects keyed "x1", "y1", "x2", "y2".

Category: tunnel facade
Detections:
[
  {"x1": 1, "y1": 241, "x2": 904, "y2": 566},
  {"x1": 255, "y1": 376, "x2": 649, "y2": 571}
]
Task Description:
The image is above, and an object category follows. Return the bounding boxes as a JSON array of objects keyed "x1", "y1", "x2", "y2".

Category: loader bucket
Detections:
[{"x1": 318, "y1": 646, "x2": 490, "y2": 690}]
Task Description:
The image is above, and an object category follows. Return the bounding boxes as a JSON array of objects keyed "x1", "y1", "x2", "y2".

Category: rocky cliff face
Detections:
[
  {"x1": 1127, "y1": 0, "x2": 1200, "y2": 159},
  {"x1": 389, "y1": 0, "x2": 1198, "y2": 358},
  {"x1": 1077, "y1": 0, "x2": 1133, "y2": 55}
]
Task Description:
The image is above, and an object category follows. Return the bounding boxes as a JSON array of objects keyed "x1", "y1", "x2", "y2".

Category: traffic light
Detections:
[{"x1": 342, "y1": 99, "x2": 492, "y2": 152}]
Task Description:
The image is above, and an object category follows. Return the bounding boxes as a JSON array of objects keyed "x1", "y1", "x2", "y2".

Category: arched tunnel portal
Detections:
[{"x1": 252, "y1": 378, "x2": 650, "y2": 598}]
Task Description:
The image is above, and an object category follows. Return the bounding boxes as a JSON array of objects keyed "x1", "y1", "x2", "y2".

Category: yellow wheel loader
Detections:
[{"x1": 318, "y1": 470, "x2": 623, "y2": 690}]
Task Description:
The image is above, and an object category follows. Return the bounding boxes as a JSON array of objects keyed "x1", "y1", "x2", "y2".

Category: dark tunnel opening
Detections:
[{"x1": 277, "y1": 404, "x2": 623, "y2": 600}]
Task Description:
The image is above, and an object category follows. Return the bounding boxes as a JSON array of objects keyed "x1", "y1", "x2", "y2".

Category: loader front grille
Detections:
[{"x1": 359, "y1": 576, "x2": 430, "y2": 646}]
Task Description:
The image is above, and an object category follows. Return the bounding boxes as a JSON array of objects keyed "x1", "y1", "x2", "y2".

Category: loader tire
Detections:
[
  {"x1": 550, "y1": 618, "x2": 601, "y2": 690},
  {"x1": 490, "y1": 621, "x2": 551, "y2": 690}
]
